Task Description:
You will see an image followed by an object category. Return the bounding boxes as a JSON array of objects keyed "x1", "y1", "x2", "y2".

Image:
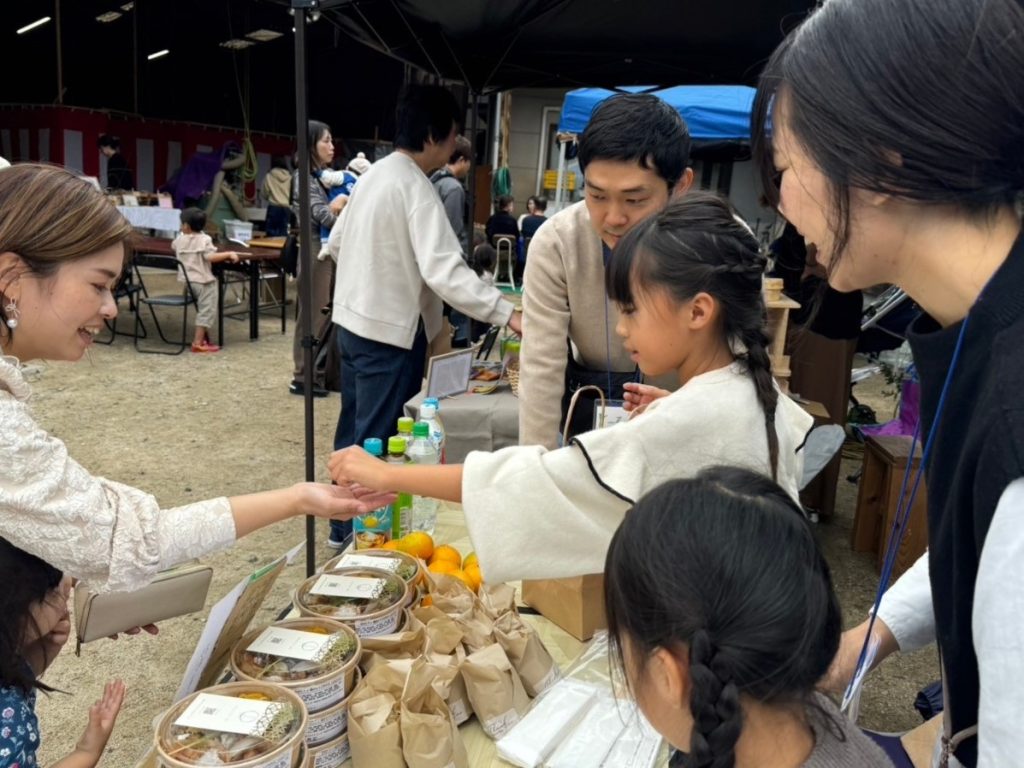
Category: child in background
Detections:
[
  {"x1": 328, "y1": 193, "x2": 814, "y2": 585},
  {"x1": 171, "y1": 208, "x2": 240, "y2": 353},
  {"x1": 604, "y1": 468, "x2": 891, "y2": 767},
  {"x1": 0, "y1": 538, "x2": 126, "y2": 768},
  {"x1": 469, "y1": 243, "x2": 496, "y2": 287}
]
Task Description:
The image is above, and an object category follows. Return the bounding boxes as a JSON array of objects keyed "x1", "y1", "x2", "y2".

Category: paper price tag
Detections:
[
  {"x1": 311, "y1": 574, "x2": 386, "y2": 600},
  {"x1": 174, "y1": 692, "x2": 282, "y2": 737},
  {"x1": 245, "y1": 626, "x2": 336, "y2": 662},
  {"x1": 335, "y1": 554, "x2": 401, "y2": 573}
]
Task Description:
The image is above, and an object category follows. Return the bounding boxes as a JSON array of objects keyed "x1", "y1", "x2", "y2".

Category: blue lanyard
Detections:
[{"x1": 843, "y1": 310, "x2": 971, "y2": 705}]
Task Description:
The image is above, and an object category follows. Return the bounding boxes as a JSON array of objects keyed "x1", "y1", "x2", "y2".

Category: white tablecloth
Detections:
[{"x1": 116, "y1": 205, "x2": 182, "y2": 232}]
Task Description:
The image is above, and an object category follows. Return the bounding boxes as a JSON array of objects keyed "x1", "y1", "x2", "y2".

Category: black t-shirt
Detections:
[
  {"x1": 521, "y1": 214, "x2": 547, "y2": 239},
  {"x1": 106, "y1": 152, "x2": 134, "y2": 190},
  {"x1": 485, "y1": 212, "x2": 519, "y2": 245}
]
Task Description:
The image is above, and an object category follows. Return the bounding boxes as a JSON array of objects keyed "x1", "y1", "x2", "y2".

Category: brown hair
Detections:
[
  {"x1": 448, "y1": 135, "x2": 472, "y2": 165},
  {"x1": 0, "y1": 164, "x2": 134, "y2": 330}
]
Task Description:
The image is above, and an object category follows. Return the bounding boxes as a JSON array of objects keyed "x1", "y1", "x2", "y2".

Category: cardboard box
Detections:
[{"x1": 521, "y1": 574, "x2": 607, "y2": 641}]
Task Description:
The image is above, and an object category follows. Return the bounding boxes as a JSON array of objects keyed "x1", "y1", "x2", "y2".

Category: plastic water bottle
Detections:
[
  {"x1": 418, "y1": 401, "x2": 446, "y2": 463},
  {"x1": 352, "y1": 438, "x2": 394, "y2": 549},
  {"x1": 407, "y1": 421, "x2": 440, "y2": 534},
  {"x1": 396, "y1": 416, "x2": 415, "y2": 446},
  {"x1": 386, "y1": 436, "x2": 413, "y2": 539}
]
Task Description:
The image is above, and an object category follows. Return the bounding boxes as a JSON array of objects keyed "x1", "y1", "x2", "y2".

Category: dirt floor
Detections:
[{"x1": 30, "y1": 287, "x2": 939, "y2": 765}]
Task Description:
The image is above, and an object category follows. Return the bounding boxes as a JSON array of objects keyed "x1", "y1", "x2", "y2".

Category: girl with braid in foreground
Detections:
[
  {"x1": 606, "y1": 468, "x2": 892, "y2": 768},
  {"x1": 329, "y1": 193, "x2": 813, "y2": 584}
]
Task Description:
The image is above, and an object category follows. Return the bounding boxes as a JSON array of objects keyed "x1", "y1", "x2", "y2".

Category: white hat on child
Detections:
[{"x1": 347, "y1": 152, "x2": 371, "y2": 175}]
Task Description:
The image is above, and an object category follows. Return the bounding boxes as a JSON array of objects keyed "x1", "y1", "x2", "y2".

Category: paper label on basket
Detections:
[
  {"x1": 174, "y1": 692, "x2": 283, "y2": 737},
  {"x1": 246, "y1": 626, "x2": 337, "y2": 662},
  {"x1": 312, "y1": 574, "x2": 386, "y2": 600},
  {"x1": 335, "y1": 554, "x2": 402, "y2": 573}
]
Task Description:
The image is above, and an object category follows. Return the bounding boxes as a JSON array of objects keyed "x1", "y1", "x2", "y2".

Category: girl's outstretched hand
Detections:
[
  {"x1": 295, "y1": 481, "x2": 396, "y2": 520},
  {"x1": 622, "y1": 382, "x2": 671, "y2": 414},
  {"x1": 328, "y1": 447, "x2": 392, "y2": 493},
  {"x1": 69, "y1": 680, "x2": 126, "y2": 767}
]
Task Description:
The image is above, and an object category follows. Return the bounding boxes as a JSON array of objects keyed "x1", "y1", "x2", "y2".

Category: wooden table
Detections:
[
  {"x1": 133, "y1": 236, "x2": 283, "y2": 343},
  {"x1": 851, "y1": 435, "x2": 929, "y2": 581}
]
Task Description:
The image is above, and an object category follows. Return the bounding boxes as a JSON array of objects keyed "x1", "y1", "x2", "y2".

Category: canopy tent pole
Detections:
[
  {"x1": 292, "y1": 1, "x2": 317, "y2": 577},
  {"x1": 467, "y1": 92, "x2": 479, "y2": 249},
  {"x1": 554, "y1": 138, "x2": 568, "y2": 210}
]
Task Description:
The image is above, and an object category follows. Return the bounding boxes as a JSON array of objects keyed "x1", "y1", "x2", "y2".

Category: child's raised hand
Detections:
[
  {"x1": 328, "y1": 446, "x2": 391, "y2": 492},
  {"x1": 74, "y1": 680, "x2": 126, "y2": 765},
  {"x1": 622, "y1": 382, "x2": 670, "y2": 414}
]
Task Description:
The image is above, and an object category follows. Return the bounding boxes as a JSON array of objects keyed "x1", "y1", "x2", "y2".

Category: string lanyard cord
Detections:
[{"x1": 843, "y1": 310, "x2": 972, "y2": 707}]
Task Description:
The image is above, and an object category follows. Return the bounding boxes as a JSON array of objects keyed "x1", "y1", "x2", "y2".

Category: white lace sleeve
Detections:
[{"x1": 0, "y1": 391, "x2": 237, "y2": 593}]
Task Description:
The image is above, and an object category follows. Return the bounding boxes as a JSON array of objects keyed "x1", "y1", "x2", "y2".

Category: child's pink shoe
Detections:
[{"x1": 191, "y1": 341, "x2": 220, "y2": 353}]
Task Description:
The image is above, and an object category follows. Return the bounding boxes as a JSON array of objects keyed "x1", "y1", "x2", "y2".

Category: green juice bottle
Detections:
[{"x1": 387, "y1": 435, "x2": 413, "y2": 539}]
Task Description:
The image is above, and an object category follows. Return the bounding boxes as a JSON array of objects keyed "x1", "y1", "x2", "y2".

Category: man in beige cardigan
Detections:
[{"x1": 519, "y1": 94, "x2": 694, "y2": 448}]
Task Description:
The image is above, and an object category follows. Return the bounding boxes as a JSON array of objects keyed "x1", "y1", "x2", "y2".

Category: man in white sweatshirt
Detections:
[{"x1": 327, "y1": 84, "x2": 520, "y2": 545}]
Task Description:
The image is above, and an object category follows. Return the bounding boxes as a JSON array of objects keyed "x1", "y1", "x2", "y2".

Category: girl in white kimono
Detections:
[{"x1": 329, "y1": 192, "x2": 814, "y2": 583}]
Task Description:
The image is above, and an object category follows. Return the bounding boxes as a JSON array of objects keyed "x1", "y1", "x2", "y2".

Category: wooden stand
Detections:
[
  {"x1": 851, "y1": 435, "x2": 929, "y2": 581},
  {"x1": 764, "y1": 278, "x2": 799, "y2": 392}
]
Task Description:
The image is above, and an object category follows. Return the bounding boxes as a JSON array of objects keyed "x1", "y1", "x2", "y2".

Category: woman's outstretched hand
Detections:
[
  {"x1": 294, "y1": 481, "x2": 395, "y2": 520},
  {"x1": 622, "y1": 382, "x2": 670, "y2": 414},
  {"x1": 328, "y1": 447, "x2": 392, "y2": 493}
]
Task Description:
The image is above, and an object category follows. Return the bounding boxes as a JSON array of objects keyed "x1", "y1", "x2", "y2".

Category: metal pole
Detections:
[
  {"x1": 466, "y1": 92, "x2": 479, "y2": 249},
  {"x1": 293, "y1": 4, "x2": 317, "y2": 576},
  {"x1": 54, "y1": 0, "x2": 63, "y2": 104},
  {"x1": 132, "y1": 0, "x2": 139, "y2": 113}
]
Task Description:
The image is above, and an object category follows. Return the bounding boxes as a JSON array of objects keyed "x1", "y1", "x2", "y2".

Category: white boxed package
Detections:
[{"x1": 495, "y1": 679, "x2": 598, "y2": 767}]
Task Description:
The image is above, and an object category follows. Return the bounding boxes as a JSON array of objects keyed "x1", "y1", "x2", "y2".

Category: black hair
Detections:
[
  {"x1": 494, "y1": 194, "x2": 514, "y2": 214},
  {"x1": 394, "y1": 84, "x2": 461, "y2": 153},
  {"x1": 530, "y1": 195, "x2": 547, "y2": 213},
  {"x1": 306, "y1": 120, "x2": 331, "y2": 171},
  {"x1": 470, "y1": 243, "x2": 496, "y2": 276},
  {"x1": 605, "y1": 468, "x2": 841, "y2": 768},
  {"x1": 181, "y1": 207, "x2": 206, "y2": 233},
  {"x1": 579, "y1": 94, "x2": 690, "y2": 190},
  {"x1": 606, "y1": 192, "x2": 779, "y2": 478},
  {"x1": 97, "y1": 134, "x2": 120, "y2": 151},
  {"x1": 0, "y1": 538, "x2": 64, "y2": 695},
  {"x1": 448, "y1": 135, "x2": 472, "y2": 165},
  {"x1": 752, "y1": 0, "x2": 1024, "y2": 264},
  {"x1": 270, "y1": 154, "x2": 291, "y2": 171}
]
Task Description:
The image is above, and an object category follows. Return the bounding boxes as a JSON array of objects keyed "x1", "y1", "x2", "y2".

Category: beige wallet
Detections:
[{"x1": 74, "y1": 563, "x2": 213, "y2": 653}]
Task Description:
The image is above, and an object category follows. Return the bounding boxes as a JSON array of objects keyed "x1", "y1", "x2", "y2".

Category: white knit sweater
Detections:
[{"x1": 0, "y1": 356, "x2": 236, "y2": 592}]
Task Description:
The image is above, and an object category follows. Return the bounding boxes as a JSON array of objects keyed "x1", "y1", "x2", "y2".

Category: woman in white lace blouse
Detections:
[{"x1": 0, "y1": 164, "x2": 390, "y2": 593}]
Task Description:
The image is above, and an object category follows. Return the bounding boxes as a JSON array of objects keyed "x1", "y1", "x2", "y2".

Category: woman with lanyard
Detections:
[{"x1": 752, "y1": 0, "x2": 1024, "y2": 764}]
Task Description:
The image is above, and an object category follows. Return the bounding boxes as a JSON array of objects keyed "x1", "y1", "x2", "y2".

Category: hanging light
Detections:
[{"x1": 17, "y1": 16, "x2": 52, "y2": 34}]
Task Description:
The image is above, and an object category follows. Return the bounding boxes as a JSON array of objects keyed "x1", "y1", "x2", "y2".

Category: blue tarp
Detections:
[{"x1": 558, "y1": 85, "x2": 756, "y2": 141}]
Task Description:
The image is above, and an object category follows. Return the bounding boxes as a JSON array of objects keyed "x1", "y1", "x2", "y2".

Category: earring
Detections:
[{"x1": 4, "y1": 298, "x2": 19, "y2": 329}]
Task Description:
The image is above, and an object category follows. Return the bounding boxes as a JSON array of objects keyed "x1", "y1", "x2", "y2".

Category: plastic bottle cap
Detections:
[
  {"x1": 397, "y1": 416, "x2": 414, "y2": 433},
  {"x1": 413, "y1": 421, "x2": 430, "y2": 437},
  {"x1": 420, "y1": 403, "x2": 437, "y2": 419},
  {"x1": 424, "y1": 397, "x2": 439, "y2": 408},
  {"x1": 387, "y1": 436, "x2": 407, "y2": 454},
  {"x1": 363, "y1": 437, "x2": 383, "y2": 456}
]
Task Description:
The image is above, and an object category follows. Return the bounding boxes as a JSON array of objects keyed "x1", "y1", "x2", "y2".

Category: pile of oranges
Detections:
[{"x1": 372, "y1": 530, "x2": 482, "y2": 593}]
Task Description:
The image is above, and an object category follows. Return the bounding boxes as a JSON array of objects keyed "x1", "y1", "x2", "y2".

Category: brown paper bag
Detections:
[
  {"x1": 400, "y1": 657, "x2": 469, "y2": 768},
  {"x1": 479, "y1": 583, "x2": 518, "y2": 619},
  {"x1": 425, "y1": 646, "x2": 473, "y2": 726},
  {"x1": 348, "y1": 662, "x2": 410, "y2": 768},
  {"x1": 360, "y1": 612, "x2": 428, "y2": 672},
  {"x1": 427, "y1": 574, "x2": 477, "y2": 619},
  {"x1": 494, "y1": 611, "x2": 562, "y2": 697},
  {"x1": 461, "y1": 643, "x2": 530, "y2": 739},
  {"x1": 412, "y1": 605, "x2": 465, "y2": 655}
]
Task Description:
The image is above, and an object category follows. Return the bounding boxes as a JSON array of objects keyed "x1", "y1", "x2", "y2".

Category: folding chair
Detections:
[
  {"x1": 494, "y1": 236, "x2": 517, "y2": 290},
  {"x1": 133, "y1": 253, "x2": 199, "y2": 355},
  {"x1": 95, "y1": 268, "x2": 147, "y2": 345}
]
